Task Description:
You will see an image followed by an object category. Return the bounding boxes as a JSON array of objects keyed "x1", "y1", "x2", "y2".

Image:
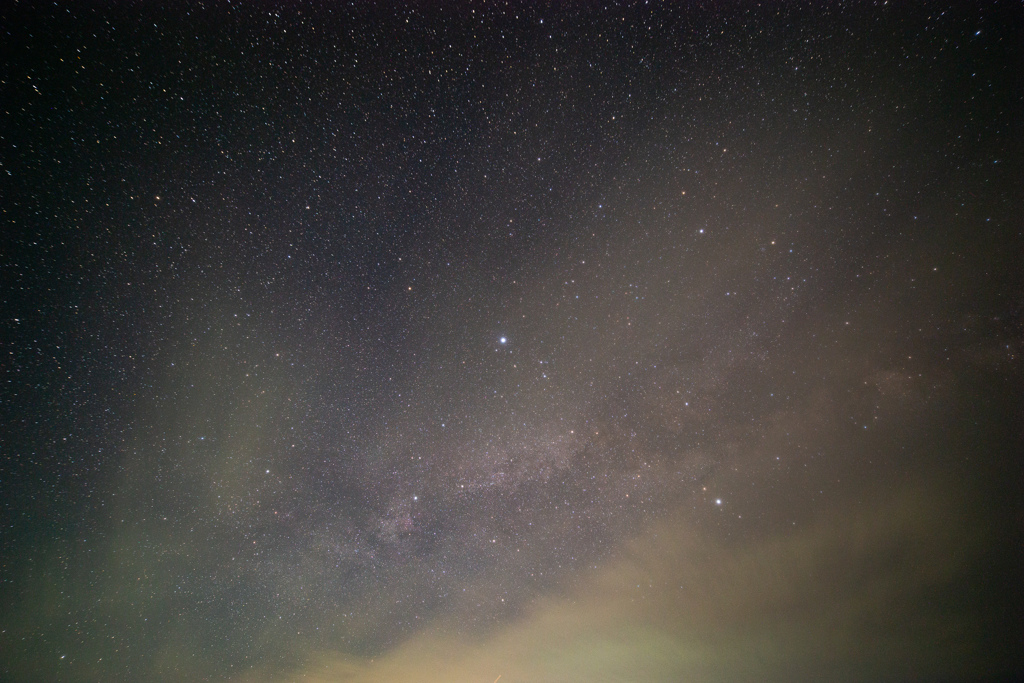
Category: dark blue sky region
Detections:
[{"x1": 2, "y1": 2, "x2": 1022, "y2": 682}]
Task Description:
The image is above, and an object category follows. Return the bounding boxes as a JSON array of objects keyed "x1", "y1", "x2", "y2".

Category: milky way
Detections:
[{"x1": 2, "y1": 3, "x2": 1022, "y2": 682}]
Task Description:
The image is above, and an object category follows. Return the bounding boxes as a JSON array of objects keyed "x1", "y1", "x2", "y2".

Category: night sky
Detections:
[{"x1": 2, "y1": 2, "x2": 1023, "y2": 682}]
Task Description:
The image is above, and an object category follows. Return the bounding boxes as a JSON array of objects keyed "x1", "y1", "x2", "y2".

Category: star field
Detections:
[{"x1": 2, "y1": 2, "x2": 1022, "y2": 682}]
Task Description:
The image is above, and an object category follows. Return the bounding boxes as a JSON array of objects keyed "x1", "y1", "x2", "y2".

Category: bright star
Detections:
[{"x1": 499, "y1": 337, "x2": 507, "y2": 344}]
